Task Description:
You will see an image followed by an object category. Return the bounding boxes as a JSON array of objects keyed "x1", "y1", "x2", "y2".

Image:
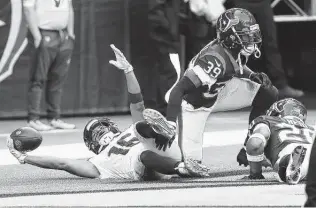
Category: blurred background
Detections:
[{"x1": 0, "y1": 0, "x2": 316, "y2": 119}]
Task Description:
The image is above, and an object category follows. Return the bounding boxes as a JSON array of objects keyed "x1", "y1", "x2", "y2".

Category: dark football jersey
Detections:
[
  {"x1": 184, "y1": 40, "x2": 239, "y2": 108},
  {"x1": 248, "y1": 115, "x2": 315, "y2": 165}
]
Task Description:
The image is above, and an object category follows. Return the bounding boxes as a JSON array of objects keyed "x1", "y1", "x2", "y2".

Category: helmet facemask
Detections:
[
  {"x1": 84, "y1": 118, "x2": 120, "y2": 154},
  {"x1": 232, "y1": 24, "x2": 262, "y2": 74}
]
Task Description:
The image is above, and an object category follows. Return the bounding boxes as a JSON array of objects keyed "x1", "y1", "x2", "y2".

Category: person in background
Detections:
[
  {"x1": 23, "y1": 0, "x2": 76, "y2": 131},
  {"x1": 226, "y1": 0, "x2": 304, "y2": 98},
  {"x1": 185, "y1": 0, "x2": 226, "y2": 66},
  {"x1": 147, "y1": 0, "x2": 225, "y2": 116},
  {"x1": 147, "y1": 0, "x2": 183, "y2": 116},
  {"x1": 304, "y1": 129, "x2": 316, "y2": 207}
]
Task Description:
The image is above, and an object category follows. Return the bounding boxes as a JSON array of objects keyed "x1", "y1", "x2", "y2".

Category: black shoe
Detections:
[
  {"x1": 278, "y1": 85, "x2": 304, "y2": 98},
  {"x1": 241, "y1": 174, "x2": 265, "y2": 180},
  {"x1": 237, "y1": 147, "x2": 272, "y2": 168}
]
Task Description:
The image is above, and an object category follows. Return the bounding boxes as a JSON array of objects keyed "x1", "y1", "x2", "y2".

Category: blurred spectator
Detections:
[
  {"x1": 305, "y1": 134, "x2": 316, "y2": 207},
  {"x1": 147, "y1": 0, "x2": 224, "y2": 115},
  {"x1": 185, "y1": 0, "x2": 225, "y2": 65},
  {"x1": 147, "y1": 0, "x2": 183, "y2": 116},
  {"x1": 226, "y1": 0, "x2": 304, "y2": 98},
  {"x1": 23, "y1": 0, "x2": 76, "y2": 131}
]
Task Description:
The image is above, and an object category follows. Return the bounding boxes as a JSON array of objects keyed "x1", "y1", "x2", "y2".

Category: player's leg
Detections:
[
  {"x1": 178, "y1": 107, "x2": 210, "y2": 162},
  {"x1": 142, "y1": 107, "x2": 210, "y2": 162},
  {"x1": 134, "y1": 121, "x2": 210, "y2": 177},
  {"x1": 237, "y1": 84, "x2": 278, "y2": 167},
  {"x1": 139, "y1": 150, "x2": 210, "y2": 177},
  {"x1": 7, "y1": 137, "x2": 100, "y2": 178},
  {"x1": 275, "y1": 144, "x2": 309, "y2": 185},
  {"x1": 305, "y1": 139, "x2": 316, "y2": 207},
  {"x1": 285, "y1": 145, "x2": 308, "y2": 185}
]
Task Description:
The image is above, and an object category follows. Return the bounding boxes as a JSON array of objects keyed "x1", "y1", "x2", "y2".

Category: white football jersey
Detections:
[{"x1": 89, "y1": 125, "x2": 146, "y2": 180}]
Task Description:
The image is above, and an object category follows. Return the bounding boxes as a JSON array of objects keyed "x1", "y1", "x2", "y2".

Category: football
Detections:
[{"x1": 10, "y1": 127, "x2": 42, "y2": 152}]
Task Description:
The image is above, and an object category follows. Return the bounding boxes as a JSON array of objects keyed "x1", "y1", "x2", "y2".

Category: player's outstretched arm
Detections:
[
  {"x1": 7, "y1": 137, "x2": 100, "y2": 178},
  {"x1": 109, "y1": 44, "x2": 144, "y2": 123},
  {"x1": 24, "y1": 155, "x2": 100, "y2": 178}
]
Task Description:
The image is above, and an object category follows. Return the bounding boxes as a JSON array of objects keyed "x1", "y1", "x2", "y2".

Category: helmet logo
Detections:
[{"x1": 222, "y1": 17, "x2": 239, "y2": 32}]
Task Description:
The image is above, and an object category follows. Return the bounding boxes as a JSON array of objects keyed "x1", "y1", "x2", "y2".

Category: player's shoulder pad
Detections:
[
  {"x1": 194, "y1": 53, "x2": 226, "y2": 79},
  {"x1": 249, "y1": 115, "x2": 275, "y2": 131}
]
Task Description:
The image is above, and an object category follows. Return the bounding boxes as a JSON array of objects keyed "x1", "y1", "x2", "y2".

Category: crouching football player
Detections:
[
  {"x1": 7, "y1": 45, "x2": 210, "y2": 180},
  {"x1": 243, "y1": 98, "x2": 315, "y2": 185}
]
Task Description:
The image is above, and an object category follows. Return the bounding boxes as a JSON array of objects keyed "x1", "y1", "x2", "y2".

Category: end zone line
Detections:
[
  {"x1": 0, "y1": 129, "x2": 81, "y2": 138},
  {"x1": 0, "y1": 129, "x2": 247, "y2": 166}
]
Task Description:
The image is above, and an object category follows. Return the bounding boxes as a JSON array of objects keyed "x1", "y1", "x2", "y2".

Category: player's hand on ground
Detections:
[
  {"x1": 109, "y1": 44, "x2": 133, "y2": 73},
  {"x1": 249, "y1": 72, "x2": 272, "y2": 87}
]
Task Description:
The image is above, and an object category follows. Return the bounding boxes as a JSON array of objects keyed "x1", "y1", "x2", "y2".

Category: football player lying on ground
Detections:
[
  {"x1": 243, "y1": 98, "x2": 315, "y2": 184},
  {"x1": 141, "y1": 8, "x2": 278, "y2": 166},
  {"x1": 7, "y1": 44, "x2": 210, "y2": 180}
]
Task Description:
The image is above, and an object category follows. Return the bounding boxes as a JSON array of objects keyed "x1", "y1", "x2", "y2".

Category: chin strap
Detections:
[
  {"x1": 237, "y1": 52, "x2": 243, "y2": 75},
  {"x1": 254, "y1": 45, "x2": 261, "y2": 58}
]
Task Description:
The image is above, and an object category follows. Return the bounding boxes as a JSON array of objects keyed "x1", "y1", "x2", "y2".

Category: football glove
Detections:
[
  {"x1": 249, "y1": 72, "x2": 272, "y2": 87},
  {"x1": 7, "y1": 136, "x2": 27, "y2": 164},
  {"x1": 109, "y1": 44, "x2": 133, "y2": 74},
  {"x1": 154, "y1": 134, "x2": 175, "y2": 151}
]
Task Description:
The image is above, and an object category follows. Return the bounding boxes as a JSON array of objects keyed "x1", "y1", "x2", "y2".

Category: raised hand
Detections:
[{"x1": 109, "y1": 44, "x2": 133, "y2": 74}]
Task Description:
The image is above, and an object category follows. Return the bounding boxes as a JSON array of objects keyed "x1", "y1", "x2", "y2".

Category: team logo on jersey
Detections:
[{"x1": 0, "y1": 0, "x2": 28, "y2": 83}]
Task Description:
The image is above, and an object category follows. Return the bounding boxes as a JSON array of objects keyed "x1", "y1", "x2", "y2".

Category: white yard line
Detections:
[
  {"x1": 0, "y1": 129, "x2": 81, "y2": 137},
  {"x1": 0, "y1": 130, "x2": 247, "y2": 166},
  {"x1": 0, "y1": 185, "x2": 306, "y2": 206}
]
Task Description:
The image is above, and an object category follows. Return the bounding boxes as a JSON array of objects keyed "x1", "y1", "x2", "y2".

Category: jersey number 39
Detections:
[{"x1": 205, "y1": 60, "x2": 222, "y2": 78}]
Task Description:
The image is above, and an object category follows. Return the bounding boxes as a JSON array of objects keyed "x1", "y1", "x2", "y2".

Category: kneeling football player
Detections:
[
  {"x1": 7, "y1": 45, "x2": 210, "y2": 180},
  {"x1": 243, "y1": 98, "x2": 315, "y2": 185}
]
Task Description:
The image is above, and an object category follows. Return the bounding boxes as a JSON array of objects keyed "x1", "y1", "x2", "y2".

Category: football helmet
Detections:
[
  {"x1": 266, "y1": 98, "x2": 307, "y2": 122},
  {"x1": 216, "y1": 8, "x2": 262, "y2": 74},
  {"x1": 83, "y1": 117, "x2": 120, "y2": 154}
]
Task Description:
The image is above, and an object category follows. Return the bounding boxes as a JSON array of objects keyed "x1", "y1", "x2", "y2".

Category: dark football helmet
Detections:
[
  {"x1": 83, "y1": 117, "x2": 120, "y2": 154},
  {"x1": 266, "y1": 98, "x2": 307, "y2": 122},
  {"x1": 216, "y1": 8, "x2": 262, "y2": 73}
]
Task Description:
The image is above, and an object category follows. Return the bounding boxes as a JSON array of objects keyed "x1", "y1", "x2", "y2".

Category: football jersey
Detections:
[
  {"x1": 184, "y1": 40, "x2": 240, "y2": 109},
  {"x1": 89, "y1": 125, "x2": 146, "y2": 180},
  {"x1": 248, "y1": 115, "x2": 315, "y2": 165}
]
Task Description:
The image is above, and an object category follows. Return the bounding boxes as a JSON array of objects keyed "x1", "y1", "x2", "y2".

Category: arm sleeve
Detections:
[{"x1": 166, "y1": 76, "x2": 198, "y2": 122}]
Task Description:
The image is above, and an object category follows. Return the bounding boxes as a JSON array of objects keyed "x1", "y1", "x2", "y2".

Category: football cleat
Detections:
[
  {"x1": 6, "y1": 136, "x2": 27, "y2": 164},
  {"x1": 184, "y1": 158, "x2": 211, "y2": 177},
  {"x1": 142, "y1": 109, "x2": 176, "y2": 140},
  {"x1": 284, "y1": 145, "x2": 307, "y2": 185},
  {"x1": 237, "y1": 147, "x2": 272, "y2": 168},
  {"x1": 175, "y1": 159, "x2": 211, "y2": 178}
]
